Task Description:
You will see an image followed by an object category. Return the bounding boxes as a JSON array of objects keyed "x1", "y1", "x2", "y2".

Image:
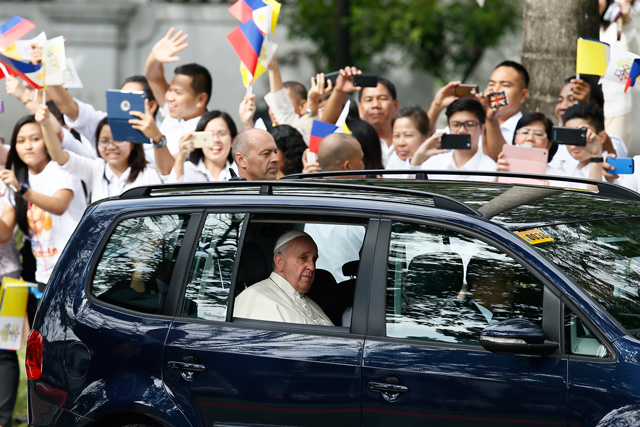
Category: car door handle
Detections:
[
  {"x1": 368, "y1": 381, "x2": 409, "y2": 394},
  {"x1": 167, "y1": 361, "x2": 206, "y2": 373}
]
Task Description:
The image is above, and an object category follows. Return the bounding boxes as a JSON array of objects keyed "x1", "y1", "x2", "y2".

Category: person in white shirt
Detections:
[
  {"x1": 0, "y1": 114, "x2": 86, "y2": 284},
  {"x1": 550, "y1": 76, "x2": 627, "y2": 174},
  {"x1": 234, "y1": 230, "x2": 333, "y2": 326},
  {"x1": 37, "y1": 106, "x2": 161, "y2": 203},
  {"x1": 384, "y1": 106, "x2": 430, "y2": 177},
  {"x1": 410, "y1": 98, "x2": 496, "y2": 181},
  {"x1": 496, "y1": 112, "x2": 567, "y2": 182},
  {"x1": 144, "y1": 28, "x2": 212, "y2": 174},
  {"x1": 358, "y1": 76, "x2": 399, "y2": 167},
  {"x1": 170, "y1": 111, "x2": 239, "y2": 182},
  {"x1": 561, "y1": 104, "x2": 608, "y2": 183}
]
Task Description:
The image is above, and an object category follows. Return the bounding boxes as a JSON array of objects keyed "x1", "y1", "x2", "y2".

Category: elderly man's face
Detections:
[
  {"x1": 275, "y1": 236, "x2": 318, "y2": 293},
  {"x1": 243, "y1": 136, "x2": 279, "y2": 180}
]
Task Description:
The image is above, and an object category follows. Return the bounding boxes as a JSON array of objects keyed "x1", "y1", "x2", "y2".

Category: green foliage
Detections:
[{"x1": 284, "y1": 0, "x2": 522, "y2": 81}]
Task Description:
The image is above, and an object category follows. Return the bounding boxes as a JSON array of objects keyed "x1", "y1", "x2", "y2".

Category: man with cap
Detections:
[{"x1": 234, "y1": 230, "x2": 333, "y2": 326}]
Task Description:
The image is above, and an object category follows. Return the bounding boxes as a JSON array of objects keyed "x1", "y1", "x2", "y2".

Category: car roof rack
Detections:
[
  {"x1": 283, "y1": 169, "x2": 640, "y2": 202},
  {"x1": 119, "y1": 179, "x2": 482, "y2": 217}
]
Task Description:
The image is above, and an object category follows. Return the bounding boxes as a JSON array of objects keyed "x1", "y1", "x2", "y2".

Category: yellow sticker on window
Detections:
[{"x1": 515, "y1": 229, "x2": 554, "y2": 245}]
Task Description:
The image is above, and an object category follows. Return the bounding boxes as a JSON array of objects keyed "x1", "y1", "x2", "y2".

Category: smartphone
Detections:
[
  {"x1": 608, "y1": 157, "x2": 634, "y2": 174},
  {"x1": 497, "y1": 144, "x2": 548, "y2": 185},
  {"x1": 441, "y1": 134, "x2": 471, "y2": 150},
  {"x1": 190, "y1": 131, "x2": 214, "y2": 149},
  {"x1": 454, "y1": 84, "x2": 480, "y2": 98},
  {"x1": 552, "y1": 126, "x2": 587, "y2": 146},
  {"x1": 353, "y1": 73, "x2": 378, "y2": 87},
  {"x1": 323, "y1": 71, "x2": 339, "y2": 86}
]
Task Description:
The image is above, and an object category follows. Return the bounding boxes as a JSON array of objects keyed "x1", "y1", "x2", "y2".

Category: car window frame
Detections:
[
  {"x1": 84, "y1": 208, "x2": 201, "y2": 319},
  {"x1": 367, "y1": 214, "x2": 571, "y2": 355}
]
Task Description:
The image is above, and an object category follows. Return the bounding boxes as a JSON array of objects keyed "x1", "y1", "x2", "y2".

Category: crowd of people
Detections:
[{"x1": 1, "y1": 0, "x2": 640, "y2": 423}]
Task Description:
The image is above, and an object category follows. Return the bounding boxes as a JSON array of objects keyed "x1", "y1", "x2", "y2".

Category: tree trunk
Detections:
[{"x1": 521, "y1": 0, "x2": 600, "y2": 121}]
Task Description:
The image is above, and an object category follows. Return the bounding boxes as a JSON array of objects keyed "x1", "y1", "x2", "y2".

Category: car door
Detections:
[
  {"x1": 163, "y1": 212, "x2": 377, "y2": 426},
  {"x1": 361, "y1": 219, "x2": 568, "y2": 426}
]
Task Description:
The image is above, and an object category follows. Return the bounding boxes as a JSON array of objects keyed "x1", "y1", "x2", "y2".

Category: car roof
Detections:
[{"x1": 117, "y1": 172, "x2": 640, "y2": 232}]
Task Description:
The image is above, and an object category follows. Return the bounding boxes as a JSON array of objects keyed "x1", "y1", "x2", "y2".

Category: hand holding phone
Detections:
[
  {"x1": 607, "y1": 157, "x2": 634, "y2": 174},
  {"x1": 441, "y1": 134, "x2": 471, "y2": 150},
  {"x1": 353, "y1": 73, "x2": 377, "y2": 87},
  {"x1": 552, "y1": 126, "x2": 587, "y2": 146},
  {"x1": 190, "y1": 132, "x2": 214, "y2": 149},
  {"x1": 454, "y1": 84, "x2": 480, "y2": 98}
]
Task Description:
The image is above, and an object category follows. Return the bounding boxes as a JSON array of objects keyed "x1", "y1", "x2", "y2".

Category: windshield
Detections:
[{"x1": 533, "y1": 217, "x2": 640, "y2": 336}]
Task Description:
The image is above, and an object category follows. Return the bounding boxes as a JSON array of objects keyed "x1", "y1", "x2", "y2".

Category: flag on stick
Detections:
[
  {"x1": 625, "y1": 58, "x2": 640, "y2": 93},
  {"x1": 263, "y1": 0, "x2": 281, "y2": 33},
  {"x1": 576, "y1": 38, "x2": 610, "y2": 76},
  {"x1": 228, "y1": 0, "x2": 267, "y2": 23},
  {"x1": 0, "y1": 16, "x2": 35, "y2": 52},
  {"x1": 0, "y1": 52, "x2": 43, "y2": 88},
  {"x1": 226, "y1": 19, "x2": 264, "y2": 77},
  {"x1": 309, "y1": 120, "x2": 338, "y2": 154}
]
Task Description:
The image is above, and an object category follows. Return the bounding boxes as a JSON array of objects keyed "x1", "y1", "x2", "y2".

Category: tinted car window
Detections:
[
  {"x1": 91, "y1": 214, "x2": 189, "y2": 314},
  {"x1": 386, "y1": 222, "x2": 543, "y2": 345},
  {"x1": 181, "y1": 213, "x2": 244, "y2": 320},
  {"x1": 533, "y1": 218, "x2": 640, "y2": 337}
]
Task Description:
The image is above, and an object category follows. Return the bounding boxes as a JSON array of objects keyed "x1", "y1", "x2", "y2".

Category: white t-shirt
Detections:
[
  {"x1": 158, "y1": 104, "x2": 201, "y2": 155},
  {"x1": 380, "y1": 138, "x2": 395, "y2": 167},
  {"x1": 549, "y1": 135, "x2": 628, "y2": 174},
  {"x1": 61, "y1": 151, "x2": 162, "y2": 203},
  {"x1": 5, "y1": 162, "x2": 87, "y2": 284},
  {"x1": 167, "y1": 159, "x2": 237, "y2": 183},
  {"x1": 419, "y1": 148, "x2": 497, "y2": 182},
  {"x1": 234, "y1": 272, "x2": 333, "y2": 326},
  {"x1": 383, "y1": 152, "x2": 413, "y2": 179}
]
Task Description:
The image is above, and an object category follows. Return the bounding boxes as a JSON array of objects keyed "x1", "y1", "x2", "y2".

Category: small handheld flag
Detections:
[
  {"x1": 0, "y1": 52, "x2": 43, "y2": 89},
  {"x1": 576, "y1": 38, "x2": 610, "y2": 76},
  {"x1": 226, "y1": 19, "x2": 264, "y2": 77},
  {"x1": 0, "y1": 16, "x2": 36, "y2": 52},
  {"x1": 625, "y1": 58, "x2": 640, "y2": 93},
  {"x1": 228, "y1": 0, "x2": 267, "y2": 23},
  {"x1": 309, "y1": 120, "x2": 338, "y2": 154}
]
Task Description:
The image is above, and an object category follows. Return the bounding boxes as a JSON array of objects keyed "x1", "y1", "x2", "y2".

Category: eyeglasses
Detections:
[
  {"x1": 449, "y1": 121, "x2": 480, "y2": 132},
  {"x1": 210, "y1": 131, "x2": 231, "y2": 139},
  {"x1": 98, "y1": 139, "x2": 127, "y2": 147},
  {"x1": 515, "y1": 128, "x2": 547, "y2": 140}
]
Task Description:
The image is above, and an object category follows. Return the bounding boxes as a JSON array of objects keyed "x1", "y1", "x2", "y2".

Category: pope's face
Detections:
[{"x1": 275, "y1": 236, "x2": 318, "y2": 294}]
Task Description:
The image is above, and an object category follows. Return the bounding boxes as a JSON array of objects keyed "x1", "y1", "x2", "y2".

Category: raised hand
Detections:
[
  {"x1": 128, "y1": 99, "x2": 161, "y2": 140},
  {"x1": 151, "y1": 27, "x2": 189, "y2": 63}
]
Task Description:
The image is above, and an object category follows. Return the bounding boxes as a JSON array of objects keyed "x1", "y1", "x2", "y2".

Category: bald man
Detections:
[
  {"x1": 317, "y1": 133, "x2": 365, "y2": 173},
  {"x1": 232, "y1": 129, "x2": 280, "y2": 180}
]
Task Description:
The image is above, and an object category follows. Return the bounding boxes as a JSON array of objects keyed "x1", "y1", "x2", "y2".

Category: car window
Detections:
[
  {"x1": 91, "y1": 214, "x2": 189, "y2": 314},
  {"x1": 564, "y1": 307, "x2": 609, "y2": 358},
  {"x1": 232, "y1": 215, "x2": 366, "y2": 327},
  {"x1": 180, "y1": 213, "x2": 245, "y2": 320},
  {"x1": 386, "y1": 222, "x2": 544, "y2": 345}
]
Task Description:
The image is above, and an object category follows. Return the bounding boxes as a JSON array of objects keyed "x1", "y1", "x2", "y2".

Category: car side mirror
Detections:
[{"x1": 480, "y1": 318, "x2": 559, "y2": 356}]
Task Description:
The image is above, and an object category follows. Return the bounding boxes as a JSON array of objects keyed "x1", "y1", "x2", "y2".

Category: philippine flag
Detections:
[
  {"x1": 625, "y1": 58, "x2": 640, "y2": 93},
  {"x1": 309, "y1": 120, "x2": 338, "y2": 154},
  {"x1": 0, "y1": 52, "x2": 44, "y2": 89},
  {"x1": 226, "y1": 19, "x2": 264, "y2": 75},
  {"x1": 228, "y1": 0, "x2": 267, "y2": 23},
  {"x1": 0, "y1": 16, "x2": 36, "y2": 52}
]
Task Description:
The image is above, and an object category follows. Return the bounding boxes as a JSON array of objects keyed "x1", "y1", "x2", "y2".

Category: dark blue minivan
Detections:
[{"x1": 26, "y1": 178, "x2": 640, "y2": 426}]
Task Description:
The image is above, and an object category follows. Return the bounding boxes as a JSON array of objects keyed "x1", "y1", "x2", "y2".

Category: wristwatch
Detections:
[
  {"x1": 18, "y1": 182, "x2": 30, "y2": 196},
  {"x1": 590, "y1": 157, "x2": 604, "y2": 163},
  {"x1": 305, "y1": 108, "x2": 315, "y2": 117},
  {"x1": 152, "y1": 135, "x2": 167, "y2": 149}
]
